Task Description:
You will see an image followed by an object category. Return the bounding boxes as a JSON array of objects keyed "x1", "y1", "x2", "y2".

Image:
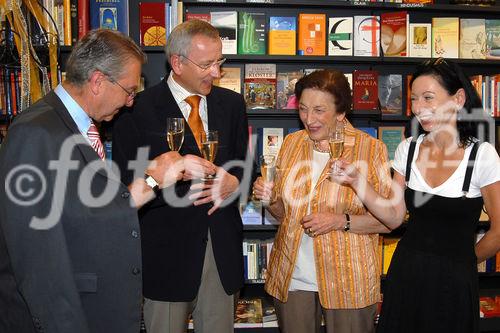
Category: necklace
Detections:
[{"x1": 313, "y1": 141, "x2": 330, "y2": 153}]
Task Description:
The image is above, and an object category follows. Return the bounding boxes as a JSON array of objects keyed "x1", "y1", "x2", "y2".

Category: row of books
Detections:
[{"x1": 243, "y1": 239, "x2": 274, "y2": 282}]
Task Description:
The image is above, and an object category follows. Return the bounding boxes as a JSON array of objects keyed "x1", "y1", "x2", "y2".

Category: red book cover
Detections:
[
  {"x1": 78, "y1": 0, "x2": 89, "y2": 39},
  {"x1": 139, "y1": 2, "x2": 166, "y2": 46},
  {"x1": 380, "y1": 11, "x2": 408, "y2": 57},
  {"x1": 480, "y1": 297, "x2": 500, "y2": 318},
  {"x1": 353, "y1": 70, "x2": 379, "y2": 111}
]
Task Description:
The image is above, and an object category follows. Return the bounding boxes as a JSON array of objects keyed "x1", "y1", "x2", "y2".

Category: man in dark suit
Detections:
[
  {"x1": 0, "y1": 29, "x2": 186, "y2": 333},
  {"x1": 113, "y1": 19, "x2": 249, "y2": 333}
]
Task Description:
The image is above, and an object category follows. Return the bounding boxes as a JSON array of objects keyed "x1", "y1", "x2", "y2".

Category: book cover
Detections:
[
  {"x1": 244, "y1": 64, "x2": 277, "y2": 110},
  {"x1": 354, "y1": 16, "x2": 380, "y2": 57},
  {"x1": 380, "y1": 11, "x2": 408, "y2": 57},
  {"x1": 431, "y1": 17, "x2": 459, "y2": 59},
  {"x1": 485, "y1": 19, "x2": 500, "y2": 60},
  {"x1": 353, "y1": 70, "x2": 379, "y2": 111},
  {"x1": 328, "y1": 17, "x2": 353, "y2": 56},
  {"x1": 382, "y1": 237, "x2": 400, "y2": 274},
  {"x1": 359, "y1": 127, "x2": 377, "y2": 138},
  {"x1": 261, "y1": 296, "x2": 278, "y2": 325},
  {"x1": 78, "y1": 0, "x2": 89, "y2": 39},
  {"x1": 238, "y1": 12, "x2": 266, "y2": 55},
  {"x1": 235, "y1": 298, "x2": 263, "y2": 327},
  {"x1": 298, "y1": 13, "x2": 326, "y2": 56},
  {"x1": 214, "y1": 67, "x2": 241, "y2": 94},
  {"x1": 378, "y1": 74, "x2": 403, "y2": 116},
  {"x1": 408, "y1": 23, "x2": 431, "y2": 58},
  {"x1": 268, "y1": 16, "x2": 296, "y2": 55},
  {"x1": 240, "y1": 201, "x2": 262, "y2": 225},
  {"x1": 276, "y1": 71, "x2": 303, "y2": 110},
  {"x1": 264, "y1": 208, "x2": 279, "y2": 225},
  {"x1": 211, "y1": 11, "x2": 238, "y2": 55},
  {"x1": 460, "y1": 18, "x2": 486, "y2": 59},
  {"x1": 90, "y1": 0, "x2": 129, "y2": 35},
  {"x1": 139, "y1": 2, "x2": 166, "y2": 46},
  {"x1": 259, "y1": 127, "x2": 283, "y2": 158},
  {"x1": 378, "y1": 126, "x2": 405, "y2": 161},
  {"x1": 185, "y1": 13, "x2": 210, "y2": 22}
]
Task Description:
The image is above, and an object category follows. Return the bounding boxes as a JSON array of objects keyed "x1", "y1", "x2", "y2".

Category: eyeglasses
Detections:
[
  {"x1": 107, "y1": 77, "x2": 137, "y2": 99},
  {"x1": 181, "y1": 55, "x2": 226, "y2": 71}
]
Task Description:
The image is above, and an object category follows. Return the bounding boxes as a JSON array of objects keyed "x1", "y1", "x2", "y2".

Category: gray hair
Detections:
[
  {"x1": 165, "y1": 20, "x2": 220, "y2": 65},
  {"x1": 65, "y1": 29, "x2": 146, "y2": 85}
]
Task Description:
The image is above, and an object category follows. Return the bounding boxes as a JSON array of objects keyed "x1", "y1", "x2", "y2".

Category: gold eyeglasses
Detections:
[
  {"x1": 107, "y1": 77, "x2": 137, "y2": 99},
  {"x1": 181, "y1": 55, "x2": 226, "y2": 71}
]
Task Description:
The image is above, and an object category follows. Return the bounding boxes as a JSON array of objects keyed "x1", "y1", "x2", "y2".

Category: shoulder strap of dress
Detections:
[
  {"x1": 462, "y1": 142, "x2": 479, "y2": 196},
  {"x1": 405, "y1": 139, "x2": 418, "y2": 183}
]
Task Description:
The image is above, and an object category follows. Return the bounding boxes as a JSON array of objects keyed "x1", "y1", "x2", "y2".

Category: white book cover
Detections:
[
  {"x1": 354, "y1": 16, "x2": 380, "y2": 57},
  {"x1": 210, "y1": 11, "x2": 238, "y2": 55},
  {"x1": 328, "y1": 17, "x2": 353, "y2": 56},
  {"x1": 460, "y1": 18, "x2": 486, "y2": 59},
  {"x1": 409, "y1": 23, "x2": 431, "y2": 58},
  {"x1": 262, "y1": 128, "x2": 283, "y2": 158},
  {"x1": 432, "y1": 17, "x2": 459, "y2": 59}
]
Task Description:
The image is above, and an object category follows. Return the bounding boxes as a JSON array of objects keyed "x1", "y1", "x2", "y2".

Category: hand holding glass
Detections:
[
  {"x1": 166, "y1": 118, "x2": 184, "y2": 151},
  {"x1": 201, "y1": 130, "x2": 218, "y2": 180},
  {"x1": 258, "y1": 154, "x2": 276, "y2": 205},
  {"x1": 329, "y1": 122, "x2": 344, "y2": 174}
]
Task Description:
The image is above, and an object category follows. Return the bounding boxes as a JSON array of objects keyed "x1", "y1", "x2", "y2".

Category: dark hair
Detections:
[
  {"x1": 410, "y1": 58, "x2": 483, "y2": 147},
  {"x1": 294, "y1": 69, "x2": 352, "y2": 115}
]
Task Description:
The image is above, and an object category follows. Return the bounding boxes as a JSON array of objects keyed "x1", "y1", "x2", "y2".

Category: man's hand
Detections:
[
  {"x1": 182, "y1": 154, "x2": 217, "y2": 181},
  {"x1": 189, "y1": 167, "x2": 239, "y2": 215},
  {"x1": 146, "y1": 151, "x2": 184, "y2": 188}
]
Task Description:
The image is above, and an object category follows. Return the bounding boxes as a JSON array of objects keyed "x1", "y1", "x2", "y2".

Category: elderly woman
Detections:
[{"x1": 253, "y1": 69, "x2": 392, "y2": 333}]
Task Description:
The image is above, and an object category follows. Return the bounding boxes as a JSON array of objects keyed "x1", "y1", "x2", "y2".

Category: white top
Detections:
[
  {"x1": 289, "y1": 150, "x2": 330, "y2": 292},
  {"x1": 392, "y1": 135, "x2": 500, "y2": 198},
  {"x1": 167, "y1": 72, "x2": 209, "y2": 132}
]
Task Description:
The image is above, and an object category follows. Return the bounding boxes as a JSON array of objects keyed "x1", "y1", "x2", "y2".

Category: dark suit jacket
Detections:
[
  {"x1": 0, "y1": 92, "x2": 142, "y2": 333},
  {"x1": 112, "y1": 79, "x2": 248, "y2": 301}
]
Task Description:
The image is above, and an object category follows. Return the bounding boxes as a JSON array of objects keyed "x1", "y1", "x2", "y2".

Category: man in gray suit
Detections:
[{"x1": 0, "y1": 29, "x2": 201, "y2": 333}]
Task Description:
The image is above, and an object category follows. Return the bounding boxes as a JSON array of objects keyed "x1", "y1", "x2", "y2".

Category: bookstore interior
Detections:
[{"x1": 0, "y1": 0, "x2": 499, "y2": 331}]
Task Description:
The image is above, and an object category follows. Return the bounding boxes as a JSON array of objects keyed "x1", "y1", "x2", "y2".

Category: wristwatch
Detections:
[
  {"x1": 343, "y1": 213, "x2": 351, "y2": 232},
  {"x1": 144, "y1": 174, "x2": 159, "y2": 192}
]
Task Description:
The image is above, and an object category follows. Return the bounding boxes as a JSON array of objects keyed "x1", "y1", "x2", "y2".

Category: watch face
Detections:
[{"x1": 145, "y1": 175, "x2": 159, "y2": 189}]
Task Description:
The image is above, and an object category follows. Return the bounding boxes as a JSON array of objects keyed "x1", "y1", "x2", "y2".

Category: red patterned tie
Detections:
[{"x1": 88, "y1": 122, "x2": 105, "y2": 160}]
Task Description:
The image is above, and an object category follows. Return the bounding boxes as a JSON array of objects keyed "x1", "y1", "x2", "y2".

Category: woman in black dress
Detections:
[{"x1": 332, "y1": 58, "x2": 500, "y2": 333}]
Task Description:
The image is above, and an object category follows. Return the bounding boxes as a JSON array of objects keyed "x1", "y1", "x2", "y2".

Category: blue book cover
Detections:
[{"x1": 90, "y1": 0, "x2": 129, "y2": 35}]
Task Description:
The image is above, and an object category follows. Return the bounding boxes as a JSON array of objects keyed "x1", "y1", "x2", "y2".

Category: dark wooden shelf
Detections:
[
  {"x1": 480, "y1": 316, "x2": 500, "y2": 332},
  {"x1": 243, "y1": 224, "x2": 278, "y2": 231}
]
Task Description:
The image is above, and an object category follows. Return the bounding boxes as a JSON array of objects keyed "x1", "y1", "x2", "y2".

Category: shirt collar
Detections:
[{"x1": 54, "y1": 84, "x2": 92, "y2": 135}]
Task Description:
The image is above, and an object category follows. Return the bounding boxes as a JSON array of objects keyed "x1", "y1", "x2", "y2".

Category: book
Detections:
[
  {"x1": 264, "y1": 208, "x2": 279, "y2": 225},
  {"x1": 234, "y1": 298, "x2": 263, "y2": 328},
  {"x1": 459, "y1": 18, "x2": 486, "y2": 59},
  {"x1": 78, "y1": 0, "x2": 90, "y2": 39},
  {"x1": 238, "y1": 12, "x2": 266, "y2": 55},
  {"x1": 213, "y1": 67, "x2": 241, "y2": 94},
  {"x1": 139, "y1": 2, "x2": 166, "y2": 46},
  {"x1": 378, "y1": 74, "x2": 403, "y2": 116},
  {"x1": 354, "y1": 16, "x2": 380, "y2": 57},
  {"x1": 408, "y1": 23, "x2": 431, "y2": 58},
  {"x1": 485, "y1": 19, "x2": 500, "y2": 60},
  {"x1": 185, "y1": 12, "x2": 210, "y2": 23},
  {"x1": 268, "y1": 16, "x2": 296, "y2": 56},
  {"x1": 353, "y1": 70, "x2": 379, "y2": 111},
  {"x1": 240, "y1": 201, "x2": 262, "y2": 225},
  {"x1": 260, "y1": 127, "x2": 283, "y2": 158},
  {"x1": 90, "y1": 0, "x2": 129, "y2": 35},
  {"x1": 328, "y1": 17, "x2": 353, "y2": 56},
  {"x1": 431, "y1": 17, "x2": 459, "y2": 59},
  {"x1": 298, "y1": 13, "x2": 326, "y2": 56},
  {"x1": 211, "y1": 11, "x2": 238, "y2": 55},
  {"x1": 382, "y1": 237, "x2": 400, "y2": 274},
  {"x1": 276, "y1": 71, "x2": 303, "y2": 110},
  {"x1": 244, "y1": 64, "x2": 277, "y2": 110},
  {"x1": 359, "y1": 127, "x2": 377, "y2": 138},
  {"x1": 380, "y1": 11, "x2": 408, "y2": 57},
  {"x1": 378, "y1": 126, "x2": 405, "y2": 161}
]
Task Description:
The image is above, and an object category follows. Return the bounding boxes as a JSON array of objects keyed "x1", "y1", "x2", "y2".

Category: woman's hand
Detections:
[
  {"x1": 252, "y1": 176, "x2": 274, "y2": 202},
  {"x1": 330, "y1": 158, "x2": 363, "y2": 191},
  {"x1": 301, "y1": 212, "x2": 347, "y2": 237}
]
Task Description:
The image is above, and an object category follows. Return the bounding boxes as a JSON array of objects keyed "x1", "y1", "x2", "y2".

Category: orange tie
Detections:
[{"x1": 185, "y1": 95, "x2": 204, "y2": 150}]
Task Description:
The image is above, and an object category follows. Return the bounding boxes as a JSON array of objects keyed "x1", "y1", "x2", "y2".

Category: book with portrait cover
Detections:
[
  {"x1": 432, "y1": 17, "x2": 459, "y2": 59},
  {"x1": 276, "y1": 70, "x2": 303, "y2": 110},
  {"x1": 244, "y1": 64, "x2": 276, "y2": 110},
  {"x1": 378, "y1": 74, "x2": 403, "y2": 116},
  {"x1": 380, "y1": 11, "x2": 408, "y2": 57},
  {"x1": 354, "y1": 15, "x2": 380, "y2": 57},
  {"x1": 139, "y1": 2, "x2": 166, "y2": 46},
  {"x1": 328, "y1": 17, "x2": 353, "y2": 56},
  {"x1": 409, "y1": 23, "x2": 431, "y2": 58},
  {"x1": 90, "y1": 0, "x2": 129, "y2": 35},
  {"x1": 298, "y1": 13, "x2": 326, "y2": 56},
  {"x1": 268, "y1": 16, "x2": 296, "y2": 55},
  {"x1": 238, "y1": 12, "x2": 266, "y2": 55},
  {"x1": 353, "y1": 70, "x2": 379, "y2": 111}
]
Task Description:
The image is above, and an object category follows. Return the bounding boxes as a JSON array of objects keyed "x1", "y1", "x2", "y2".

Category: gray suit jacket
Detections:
[{"x1": 0, "y1": 92, "x2": 142, "y2": 333}]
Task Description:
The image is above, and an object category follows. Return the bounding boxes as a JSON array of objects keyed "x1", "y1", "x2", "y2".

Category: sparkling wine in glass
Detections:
[
  {"x1": 259, "y1": 154, "x2": 276, "y2": 205},
  {"x1": 166, "y1": 118, "x2": 184, "y2": 151},
  {"x1": 201, "y1": 130, "x2": 218, "y2": 180},
  {"x1": 329, "y1": 122, "x2": 345, "y2": 173}
]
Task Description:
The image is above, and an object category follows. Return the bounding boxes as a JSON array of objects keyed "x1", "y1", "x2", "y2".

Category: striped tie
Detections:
[{"x1": 87, "y1": 122, "x2": 105, "y2": 160}]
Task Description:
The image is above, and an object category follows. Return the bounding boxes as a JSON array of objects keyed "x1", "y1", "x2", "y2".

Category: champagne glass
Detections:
[
  {"x1": 329, "y1": 121, "x2": 345, "y2": 174},
  {"x1": 166, "y1": 118, "x2": 185, "y2": 151},
  {"x1": 259, "y1": 154, "x2": 276, "y2": 205},
  {"x1": 201, "y1": 130, "x2": 218, "y2": 181}
]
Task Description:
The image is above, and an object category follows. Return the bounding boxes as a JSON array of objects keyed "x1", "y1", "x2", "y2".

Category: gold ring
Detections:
[{"x1": 307, "y1": 228, "x2": 312, "y2": 234}]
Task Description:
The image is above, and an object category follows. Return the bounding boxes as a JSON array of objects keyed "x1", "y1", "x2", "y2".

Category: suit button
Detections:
[
  {"x1": 121, "y1": 191, "x2": 130, "y2": 199},
  {"x1": 131, "y1": 230, "x2": 139, "y2": 238},
  {"x1": 132, "y1": 267, "x2": 141, "y2": 275}
]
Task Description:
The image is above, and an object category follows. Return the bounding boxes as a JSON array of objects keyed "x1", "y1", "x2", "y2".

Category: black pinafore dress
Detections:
[{"x1": 376, "y1": 141, "x2": 483, "y2": 333}]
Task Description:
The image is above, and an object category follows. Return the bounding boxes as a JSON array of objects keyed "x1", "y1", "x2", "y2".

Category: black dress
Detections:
[{"x1": 376, "y1": 141, "x2": 484, "y2": 333}]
